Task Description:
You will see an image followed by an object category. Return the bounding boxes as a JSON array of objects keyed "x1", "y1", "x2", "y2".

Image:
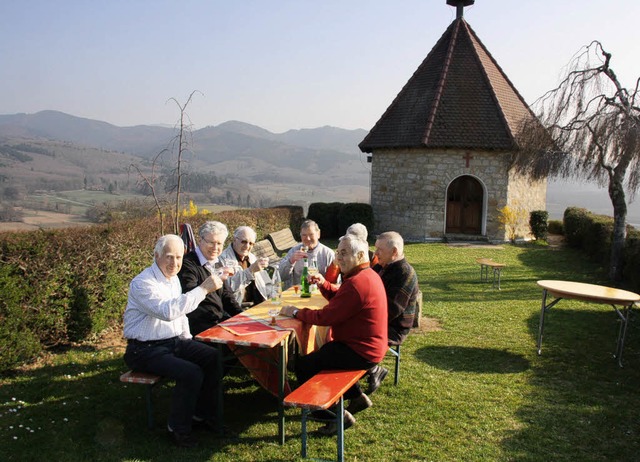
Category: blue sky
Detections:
[{"x1": 1, "y1": 0, "x2": 638, "y2": 133}]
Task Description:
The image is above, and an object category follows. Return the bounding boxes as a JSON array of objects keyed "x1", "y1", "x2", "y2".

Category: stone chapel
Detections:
[{"x1": 359, "y1": 0, "x2": 546, "y2": 242}]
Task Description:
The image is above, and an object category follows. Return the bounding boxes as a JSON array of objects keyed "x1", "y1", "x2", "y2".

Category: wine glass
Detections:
[
  {"x1": 268, "y1": 282, "x2": 282, "y2": 325},
  {"x1": 307, "y1": 258, "x2": 319, "y2": 292}
]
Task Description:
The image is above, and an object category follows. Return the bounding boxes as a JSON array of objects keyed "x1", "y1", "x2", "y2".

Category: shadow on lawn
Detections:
[
  {"x1": 414, "y1": 345, "x2": 531, "y2": 373},
  {"x1": 0, "y1": 356, "x2": 282, "y2": 462},
  {"x1": 500, "y1": 307, "x2": 640, "y2": 460}
]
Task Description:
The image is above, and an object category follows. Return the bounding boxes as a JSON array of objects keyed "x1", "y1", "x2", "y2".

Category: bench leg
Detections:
[
  {"x1": 301, "y1": 408, "x2": 309, "y2": 458},
  {"x1": 394, "y1": 344, "x2": 400, "y2": 385},
  {"x1": 493, "y1": 268, "x2": 502, "y2": 290},
  {"x1": 144, "y1": 384, "x2": 155, "y2": 430},
  {"x1": 337, "y1": 396, "x2": 345, "y2": 462}
]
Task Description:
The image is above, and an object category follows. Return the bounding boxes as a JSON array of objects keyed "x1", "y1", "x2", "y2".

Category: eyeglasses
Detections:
[
  {"x1": 235, "y1": 238, "x2": 255, "y2": 247},
  {"x1": 201, "y1": 236, "x2": 221, "y2": 247}
]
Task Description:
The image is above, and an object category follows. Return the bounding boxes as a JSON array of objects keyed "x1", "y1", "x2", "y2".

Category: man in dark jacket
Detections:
[
  {"x1": 369, "y1": 231, "x2": 420, "y2": 393},
  {"x1": 178, "y1": 221, "x2": 242, "y2": 335}
]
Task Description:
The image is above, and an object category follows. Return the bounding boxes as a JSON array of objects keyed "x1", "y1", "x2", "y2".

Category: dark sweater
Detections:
[
  {"x1": 373, "y1": 258, "x2": 420, "y2": 344},
  {"x1": 178, "y1": 251, "x2": 242, "y2": 335}
]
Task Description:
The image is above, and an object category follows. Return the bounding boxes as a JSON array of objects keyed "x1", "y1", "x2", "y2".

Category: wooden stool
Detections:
[{"x1": 476, "y1": 258, "x2": 506, "y2": 289}]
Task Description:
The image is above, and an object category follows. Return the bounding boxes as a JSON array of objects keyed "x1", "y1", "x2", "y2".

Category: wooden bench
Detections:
[
  {"x1": 267, "y1": 228, "x2": 299, "y2": 254},
  {"x1": 284, "y1": 369, "x2": 366, "y2": 462},
  {"x1": 120, "y1": 370, "x2": 163, "y2": 429},
  {"x1": 252, "y1": 239, "x2": 280, "y2": 264},
  {"x1": 476, "y1": 258, "x2": 506, "y2": 290}
]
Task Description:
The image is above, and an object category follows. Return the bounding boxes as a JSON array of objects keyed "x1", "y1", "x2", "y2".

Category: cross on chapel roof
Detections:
[
  {"x1": 446, "y1": 0, "x2": 475, "y2": 19},
  {"x1": 359, "y1": 1, "x2": 540, "y2": 154}
]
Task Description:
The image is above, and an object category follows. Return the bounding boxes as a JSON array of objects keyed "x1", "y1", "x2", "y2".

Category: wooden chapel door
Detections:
[{"x1": 446, "y1": 176, "x2": 483, "y2": 234}]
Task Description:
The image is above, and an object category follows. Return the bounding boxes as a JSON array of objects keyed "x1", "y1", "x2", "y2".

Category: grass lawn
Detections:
[{"x1": 2, "y1": 240, "x2": 640, "y2": 461}]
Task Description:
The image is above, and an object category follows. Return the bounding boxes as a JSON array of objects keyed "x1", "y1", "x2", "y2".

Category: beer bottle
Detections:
[{"x1": 300, "y1": 257, "x2": 311, "y2": 298}]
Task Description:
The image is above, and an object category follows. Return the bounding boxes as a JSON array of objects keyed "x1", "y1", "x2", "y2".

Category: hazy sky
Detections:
[{"x1": 1, "y1": 0, "x2": 638, "y2": 133}]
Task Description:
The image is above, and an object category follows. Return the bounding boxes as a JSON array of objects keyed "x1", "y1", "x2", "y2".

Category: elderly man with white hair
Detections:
[
  {"x1": 178, "y1": 221, "x2": 243, "y2": 336},
  {"x1": 123, "y1": 234, "x2": 223, "y2": 448},
  {"x1": 280, "y1": 234, "x2": 387, "y2": 435},
  {"x1": 219, "y1": 225, "x2": 271, "y2": 308},
  {"x1": 368, "y1": 230, "x2": 420, "y2": 393},
  {"x1": 279, "y1": 219, "x2": 335, "y2": 290}
]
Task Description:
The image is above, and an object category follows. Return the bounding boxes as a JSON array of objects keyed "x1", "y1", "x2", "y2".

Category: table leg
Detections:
[
  {"x1": 537, "y1": 290, "x2": 562, "y2": 356},
  {"x1": 215, "y1": 345, "x2": 224, "y2": 436},
  {"x1": 537, "y1": 289, "x2": 548, "y2": 355},
  {"x1": 278, "y1": 339, "x2": 286, "y2": 445},
  {"x1": 613, "y1": 304, "x2": 631, "y2": 367}
]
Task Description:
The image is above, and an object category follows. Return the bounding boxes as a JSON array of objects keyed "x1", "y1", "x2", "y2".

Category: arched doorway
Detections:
[{"x1": 446, "y1": 175, "x2": 483, "y2": 234}]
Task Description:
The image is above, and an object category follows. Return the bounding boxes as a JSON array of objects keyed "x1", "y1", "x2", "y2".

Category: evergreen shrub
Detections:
[
  {"x1": 0, "y1": 207, "x2": 301, "y2": 371},
  {"x1": 529, "y1": 210, "x2": 549, "y2": 241},
  {"x1": 548, "y1": 219, "x2": 564, "y2": 235},
  {"x1": 337, "y1": 203, "x2": 374, "y2": 237},
  {"x1": 307, "y1": 202, "x2": 342, "y2": 238}
]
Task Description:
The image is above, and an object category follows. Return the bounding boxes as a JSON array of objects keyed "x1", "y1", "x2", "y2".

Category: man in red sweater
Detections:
[{"x1": 280, "y1": 234, "x2": 387, "y2": 435}]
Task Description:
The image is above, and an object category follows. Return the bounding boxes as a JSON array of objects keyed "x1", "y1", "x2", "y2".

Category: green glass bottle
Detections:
[{"x1": 300, "y1": 258, "x2": 311, "y2": 298}]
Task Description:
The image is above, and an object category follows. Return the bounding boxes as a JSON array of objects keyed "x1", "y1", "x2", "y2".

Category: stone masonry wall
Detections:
[{"x1": 370, "y1": 148, "x2": 547, "y2": 242}]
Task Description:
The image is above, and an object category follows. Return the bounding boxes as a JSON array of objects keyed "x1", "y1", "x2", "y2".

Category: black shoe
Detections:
[
  {"x1": 346, "y1": 393, "x2": 372, "y2": 415},
  {"x1": 192, "y1": 419, "x2": 237, "y2": 438},
  {"x1": 169, "y1": 430, "x2": 198, "y2": 448},
  {"x1": 307, "y1": 409, "x2": 337, "y2": 422},
  {"x1": 192, "y1": 418, "x2": 218, "y2": 432},
  {"x1": 367, "y1": 365, "x2": 388, "y2": 394},
  {"x1": 317, "y1": 411, "x2": 356, "y2": 436}
]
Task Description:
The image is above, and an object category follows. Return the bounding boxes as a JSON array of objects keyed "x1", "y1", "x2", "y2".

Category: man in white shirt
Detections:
[
  {"x1": 123, "y1": 234, "x2": 223, "y2": 448},
  {"x1": 278, "y1": 220, "x2": 335, "y2": 290}
]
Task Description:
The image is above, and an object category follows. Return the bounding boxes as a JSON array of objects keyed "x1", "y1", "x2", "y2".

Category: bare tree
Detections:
[
  {"x1": 513, "y1": 41, "x2": 640, "y2": 281},
  {"x1": 129, "y1": 91, "x2": 201, "y2": 235},
  {"x1": 166, "y1": 91, "x2": 201, "y2": 234},
  {"x1": 130, "y1": 151, "x2": 168, "y2": 234}
]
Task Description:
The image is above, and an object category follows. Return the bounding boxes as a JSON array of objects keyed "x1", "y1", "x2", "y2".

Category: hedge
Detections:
[{"x1": 0, "y1": 207, "x2": 302, "y2": 372}]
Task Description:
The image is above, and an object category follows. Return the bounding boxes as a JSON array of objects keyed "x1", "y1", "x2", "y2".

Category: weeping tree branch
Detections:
[{"x1": 512, "y1": 41, "x2": 640, "y2": 281}]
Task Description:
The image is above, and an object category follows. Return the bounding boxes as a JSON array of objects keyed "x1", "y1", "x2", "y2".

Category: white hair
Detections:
[
  {"x1": 377, "y1": 231, "x2": 404, "y2": 256},
  {"x1": 339, "y1": 234, "x2": 370, "y2": 262},
  {"x1": 154, "y1": 234, "x2": 184, "y2": 260},
  {"x1": 346, "y1": 223, "x2": 368, "y2": 241},
  {"x1": 199, "y1": 221, "x2": 229, "y2": 241},
  {"x1": 234, "y1": 225, "x2": 257, "y2": 241}
]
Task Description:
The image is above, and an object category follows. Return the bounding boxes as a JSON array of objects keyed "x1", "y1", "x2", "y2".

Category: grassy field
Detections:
[{"x1": 1, "y1": 241, "x2": 639, "y2": 461}]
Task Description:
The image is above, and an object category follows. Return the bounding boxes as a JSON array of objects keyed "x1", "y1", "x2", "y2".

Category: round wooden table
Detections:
[{"x1": 536, "y1": 280, "x2": 640, "y2": 367}]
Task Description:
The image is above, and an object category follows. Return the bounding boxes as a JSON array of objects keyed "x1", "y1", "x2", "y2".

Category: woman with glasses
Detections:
[{"x1": 219, "y1": 225, "x2": 272, "y2": 308}]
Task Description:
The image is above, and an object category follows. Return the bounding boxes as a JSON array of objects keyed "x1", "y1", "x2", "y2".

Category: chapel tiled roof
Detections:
[{"x1": 359, "y1": 17, "x2": 537, "y2": 153}]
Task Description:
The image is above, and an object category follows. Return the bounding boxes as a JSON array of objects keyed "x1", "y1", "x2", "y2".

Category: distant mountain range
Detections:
[
  {"x1": 1, "y1": 110, "x2": 638, "y2": 224},
  {"x1": 0, "y1": 110, "x2": 371, "y2": 206}
]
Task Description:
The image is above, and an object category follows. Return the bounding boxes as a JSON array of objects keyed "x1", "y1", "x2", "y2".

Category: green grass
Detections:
[{"x1": 2, "y1": 242, "x2": 640, "y2": 461}]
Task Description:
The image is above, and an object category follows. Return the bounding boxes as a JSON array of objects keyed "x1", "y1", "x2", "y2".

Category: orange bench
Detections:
[
  {"x1": 120, "y1": 370, "x2": 163, "y2": 429},
  {"x1": 284, "y1": 369, "x2": 366, "y2": 462}
]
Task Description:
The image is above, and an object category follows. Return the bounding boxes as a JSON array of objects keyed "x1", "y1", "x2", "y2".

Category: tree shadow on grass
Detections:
[
  {"x1": 499, "y1": 307, "x2": 640, "y2": 461},
  {"x1": 0, "y1": 354, "x2": 300, "y2": 462},
  {"x1": 414, "y1": 345, "x2": 531, "y2": 373}
]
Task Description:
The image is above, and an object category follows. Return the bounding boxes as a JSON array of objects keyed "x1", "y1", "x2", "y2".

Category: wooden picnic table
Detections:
[{"x1": 196, "y1": 287, "x2": 327, "y2": 444}]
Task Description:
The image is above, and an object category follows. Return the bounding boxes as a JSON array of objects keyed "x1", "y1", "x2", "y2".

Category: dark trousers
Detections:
[
  {"x1": 124, "y1": 337, "x2": 221, "y2": 434},
  {"x1": 295, "y1": 341, "x2": 376, "y2": 400}
]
